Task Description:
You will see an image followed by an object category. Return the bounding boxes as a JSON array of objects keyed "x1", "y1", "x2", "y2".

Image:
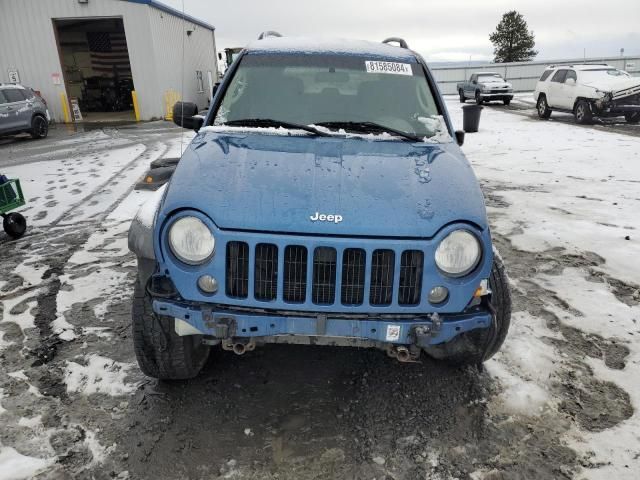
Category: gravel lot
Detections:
[{"x1": 0, "y1": 102, "x2": 639, "y2": 480}]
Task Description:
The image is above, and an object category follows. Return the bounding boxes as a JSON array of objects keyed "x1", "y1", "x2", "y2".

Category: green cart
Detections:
[{"x1": 0, "y1": 178, "x2": 27, "y2": 239}]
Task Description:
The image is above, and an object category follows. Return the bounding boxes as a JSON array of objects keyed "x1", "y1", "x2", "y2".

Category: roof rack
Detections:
[
  {"x1": 258, "y1": 31, "x2": 283, "y2": 40},
  {"x1": 382, "y1": 37, "x2": 409, "y2": 49}
]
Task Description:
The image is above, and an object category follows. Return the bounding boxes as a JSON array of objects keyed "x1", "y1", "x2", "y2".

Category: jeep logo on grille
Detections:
[{"x1": 310, "y1": 212, "x2": 343, "y2": 224}]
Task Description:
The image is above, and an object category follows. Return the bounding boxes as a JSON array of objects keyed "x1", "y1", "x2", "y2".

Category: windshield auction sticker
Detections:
[{"x1": 365, "y1": 61, "x2": 413, "y2": 75}]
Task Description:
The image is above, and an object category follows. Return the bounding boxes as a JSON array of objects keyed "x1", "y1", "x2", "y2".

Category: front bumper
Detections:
[
  {"x1": 152, "y1": 298, "x2": 492, "y2": 346},
  {"x1": 479, "y1": 92, "x2": 513, "y2": 98}
]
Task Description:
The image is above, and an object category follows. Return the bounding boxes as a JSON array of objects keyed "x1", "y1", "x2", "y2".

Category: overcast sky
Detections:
[{"x1": 162, "y1": 0, "x2": 640, "y2": 62}]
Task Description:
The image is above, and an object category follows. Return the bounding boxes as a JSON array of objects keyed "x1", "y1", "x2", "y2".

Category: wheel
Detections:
[
  {"x1": 574, "y1": 100, "x2": 593, "y2": 124},
  {"x1": 2, "y1": 212, "x2": 27, "y2": 239},
  {"x1": 422, "y1": 251, "x2": 511, "y2": 365},
  {"x1": 475, "y1": 91, "x2": 484, "y2": 105},
  {"x1": 132, "y1": 280, "x2": 210, "y2": 380},
  {"x1": 536, "y1": 95, "x2": 551, "y2": 119},
  {"x1": 625, "y1": 112, "x2": 640, "y2": 124},
  {"x1": 30, "y1": 115, "x2": 48, "y2": 139},
  {"x1": 503, "y1": 97, "x2": 511, "y2": 106},
  {"x1": 459, "y1": 90, "x2": 466, "y2": 103}
]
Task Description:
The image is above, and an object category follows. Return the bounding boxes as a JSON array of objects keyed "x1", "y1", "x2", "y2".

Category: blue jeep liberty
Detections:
[{"x1": 128, "y1": 35, "x2": 511, "y2": 379}]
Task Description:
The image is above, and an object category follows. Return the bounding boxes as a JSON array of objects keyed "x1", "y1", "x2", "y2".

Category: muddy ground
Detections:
[{"x1": 1, "y1": 113, "x2": 638, "y2": 480}]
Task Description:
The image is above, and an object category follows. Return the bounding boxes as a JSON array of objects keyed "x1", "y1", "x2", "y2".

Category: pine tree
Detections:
[{"x1": 489, "y1": 11, "x2": 538, "y2": 63}]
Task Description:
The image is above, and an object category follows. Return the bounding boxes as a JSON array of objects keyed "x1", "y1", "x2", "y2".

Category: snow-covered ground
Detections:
[
  {"x1": 0, "y1": 106, "x2": 639, "y2": 479},
  {"x1": 447, "y1": 98, "x2": 640, "y2": 479}
]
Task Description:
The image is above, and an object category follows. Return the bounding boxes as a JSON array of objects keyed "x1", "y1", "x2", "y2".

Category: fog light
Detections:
[
  {"x1": 197, "y1": 275, "x2": 218, "y2": 293},
  {"x1": 428, "y1": 286, "x2": 449, "y2": 304}
]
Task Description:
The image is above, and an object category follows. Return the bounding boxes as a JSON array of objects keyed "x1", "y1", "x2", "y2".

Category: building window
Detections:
[{"x1": 196, "y1": 71, "x2": 204, "y2": 93}]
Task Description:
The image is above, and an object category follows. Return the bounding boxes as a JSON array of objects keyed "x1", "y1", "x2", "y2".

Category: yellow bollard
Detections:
[
  {"x1": 164, "y1": 90, "x2": 181, "y2": 121},
  {"x1": 59, "y1": 92, "x2": 71, "y2": 123},
  {"x1": 131, "y1": 90, "x2": 141, "y2": 121}
]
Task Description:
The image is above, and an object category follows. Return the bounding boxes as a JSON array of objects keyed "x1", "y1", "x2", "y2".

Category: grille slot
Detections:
[
  {"x1": 225, "y1": 241, "x2": 249, "y2": 298},
  {"x1": 283, "y1": 245, "x2": 308, "y2": 303},
  {"x1": 398, "y1": 250, "x2": 424, "y2": 305},
  {"x1": 370, "y1": 249, "x2": 395, "y2": 306},
  {"x1": 341, "y1": 248, "x2": 366, "y2": 305},
  {"x1": 254, "y1": 243, "x2": 278, "y2": 301},
  {"x1": 312, "y1": 247, "x2": 337, "y2": 304}
]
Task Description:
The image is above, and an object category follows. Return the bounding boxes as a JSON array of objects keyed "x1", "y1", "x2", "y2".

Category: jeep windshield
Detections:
[{"x1": 212, "y1": 53, "x2": 447, "y2": 141}]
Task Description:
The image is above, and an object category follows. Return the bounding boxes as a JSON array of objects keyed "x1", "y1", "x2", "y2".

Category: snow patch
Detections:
[
  {"x1": 64, "y1": 355, "x2": 137, "y2": 396},
  {"x1": 0, "y1": 447, "x2": 53, "y2": 480},
  {"x1": 485, "y1": 311, "x2": 557, "y2": 415}
]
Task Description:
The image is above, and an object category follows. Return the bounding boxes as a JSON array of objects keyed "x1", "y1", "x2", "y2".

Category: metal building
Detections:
[
  {"x1": 431, "y1": 55, "x2": 640, "y2": 95},
  {"x1": 0, "y1": 0, "x2": 218, "y2": 122}
]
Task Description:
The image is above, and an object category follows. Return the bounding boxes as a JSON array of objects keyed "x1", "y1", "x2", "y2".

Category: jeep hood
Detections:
[{"x1": 159, "y1": 131, "x2": 488, "y2": 238}]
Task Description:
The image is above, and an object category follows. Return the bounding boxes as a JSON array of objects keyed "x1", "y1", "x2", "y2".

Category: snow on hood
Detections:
[{"x1": 581, "y1": 75, "x2": 640, "y2": 92}]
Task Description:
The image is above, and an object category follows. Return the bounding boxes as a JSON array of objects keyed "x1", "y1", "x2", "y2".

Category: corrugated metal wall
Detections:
[
  {"x1": 147, "y1": 7, "x2": 218, "y2": 117},
  {"x1": 0, "y1": 0, "x2": 217, "y2": 122},
  {"x1": 431, "y1": 56, "x2": 640, "y2": 95}
]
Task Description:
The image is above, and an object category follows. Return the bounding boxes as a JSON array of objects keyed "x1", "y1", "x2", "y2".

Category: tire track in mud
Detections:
[
  {"x1": 482, "y1": 188, "x2": 636, "y2": 475},
  {"x1": 0, "y1": 137, "x2": 168, "y2": 477}
]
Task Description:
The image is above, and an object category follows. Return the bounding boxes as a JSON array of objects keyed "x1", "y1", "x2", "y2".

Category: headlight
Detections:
[
  {"x1": 435, "y1": 230, "x2": 481, "y2": 277},
  {"x1": 168, "y1": 216, "x2": 215, "y2": 265}
]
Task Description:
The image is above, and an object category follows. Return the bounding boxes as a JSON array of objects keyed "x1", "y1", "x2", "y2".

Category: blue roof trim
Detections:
[{"x1": 124, "y1": 0, "x2": 215, "y2": 31}]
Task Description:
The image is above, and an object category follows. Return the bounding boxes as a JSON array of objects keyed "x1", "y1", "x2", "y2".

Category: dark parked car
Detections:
[{"x1": 0, "y1": 84, "x2": 49, "y2": 139}]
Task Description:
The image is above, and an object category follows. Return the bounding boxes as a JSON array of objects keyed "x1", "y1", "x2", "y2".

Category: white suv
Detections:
[{"x1": 533, "y1": 64, "x2": 640, "y2": 124}]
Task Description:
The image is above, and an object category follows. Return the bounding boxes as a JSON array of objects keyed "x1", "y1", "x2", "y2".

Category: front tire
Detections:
[
  {"x1": 625, "y1": 112, "x2": 640, "y2": 124},
  {"x1": 3, "y1": 212, "x2": 27, "y2": 239},
  {"x1": 574, "y1": 99, "x2": 593, "y2": 124},
  {"x1": 475, "y1": 91, "x2": 484, "y2": 105},
  {"x1": 423, "y1": 252, "x2": 511, "y2": 366},
  {"x1": 132, "y1": 281, "x2": 210, "y2": 380},
  {"x1": 503, "y1": 97, "x2": 512, "y2": 106},
  {"x1": 459, "y1": 90, "x2": 466, "y2": 103},
  {"x1": 536, "y1": 94, "x2": 551, "y2": 119},
  {"x1": 30, "y1": 115, "x2": 48, "y2": 139}
]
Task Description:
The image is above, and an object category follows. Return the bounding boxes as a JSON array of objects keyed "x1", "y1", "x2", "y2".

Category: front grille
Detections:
[
  {"x1": 398, "y1": 250, "x2": 424, "y2": 305},
  {"x1": 312, "y1": 247, "x2": 337, "y2": 304},
  {"x1": 254, "y1": 243, "x2": 278, "y2": 301},
  {"x1": 370, "y1": 249, "x2": 395, "y2": 306},
  {"x1": 341, "y1": 248, "x2": 366, "y2": 305},
  {"x1": 224, "y1": 242, "x2": 428, "y2": 308},
  {"x1": 225, "y1": 241, "x2": 249, "y2": 298},
  {"x1": 283, "y1": 245, "x2": 307, "y2": 303}
]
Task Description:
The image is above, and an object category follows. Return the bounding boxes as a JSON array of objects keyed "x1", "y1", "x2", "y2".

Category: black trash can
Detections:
[{"x1": 462, "y1": 104, "x2": 483, "y2": 133}]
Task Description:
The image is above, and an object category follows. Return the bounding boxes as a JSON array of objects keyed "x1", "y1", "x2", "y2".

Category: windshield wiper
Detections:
[
  {"x1": 224, "y1": 118, "x2": 331, "y2": 137},
  {"x1": 313, "y1": 121, "x2": 422, "y2": 142}
]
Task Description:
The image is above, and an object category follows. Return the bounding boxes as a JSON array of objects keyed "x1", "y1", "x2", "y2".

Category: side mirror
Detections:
[
  {"x1": 455, "y1": 130, "x2": 465, "y2": 146},
  {"x1": 172, "y1": 101, "x2": 203, "y2": 131},
  {"x1": 212, "y1": 82, "x2": 220, "y2": 99},
  {"x1": 565, "y1": 78, "x2": 576, "y2": 86}
]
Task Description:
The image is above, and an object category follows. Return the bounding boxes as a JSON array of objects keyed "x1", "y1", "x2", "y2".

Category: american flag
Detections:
[{"x1": 87, "y1": 31, "x2": 132, "y2": 76}]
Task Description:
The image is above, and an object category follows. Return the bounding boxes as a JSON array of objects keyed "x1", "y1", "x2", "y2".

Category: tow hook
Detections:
[
  {"x1": 222, "y1": 338, "x2": 256, "y2": 355},
  {"x1": 387, "y1": 345, "x2": 421, "y2": 363}
]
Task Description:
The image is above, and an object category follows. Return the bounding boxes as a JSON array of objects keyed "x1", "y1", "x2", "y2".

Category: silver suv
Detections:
[{"x1": 0, "y1": 84, "x2": 49, "y2": 139}]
